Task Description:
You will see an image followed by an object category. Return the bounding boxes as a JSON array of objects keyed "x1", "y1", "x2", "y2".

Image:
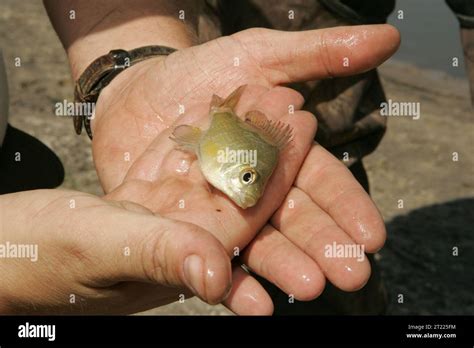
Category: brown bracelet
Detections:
[{"x1": 74, "y1": 45, "x2": 177, "y2": 139}]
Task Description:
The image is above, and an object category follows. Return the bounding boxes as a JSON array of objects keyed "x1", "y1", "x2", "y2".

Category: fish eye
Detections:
[{"x1": 240, "y1": 168, "x2": 257, "y2": 185}]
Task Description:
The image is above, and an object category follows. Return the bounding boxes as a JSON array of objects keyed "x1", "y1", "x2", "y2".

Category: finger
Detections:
[
  {"x1": 241, "y1": 224, "x2": 326, "y2": 301},
  {"x1": 295, "y1": 144, "x2": 386, "y2": 252},
  {"x1": 223, "y1": 265, "x2": 274, "y2": 315},
  {"x1": 233, "y1": 25, "x2": 400, "y2": 84},
  {"x1": 71, "y1": 196, "x2": 232, "y2": 305},
  {"x1": 241, "y1": 86, "x2": 305, "y2": 120},
  {"x1": 272, "y1": 187, "x2": 371, "y2": 292}
]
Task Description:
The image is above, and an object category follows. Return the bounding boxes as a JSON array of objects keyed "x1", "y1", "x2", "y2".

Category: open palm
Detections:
[{"x1": 91, "y1": 25, "x2": 400, "y2": 314}]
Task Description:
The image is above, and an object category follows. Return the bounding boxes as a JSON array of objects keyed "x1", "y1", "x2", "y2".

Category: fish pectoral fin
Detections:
[
  {"x1": 220, "y1": 85, "x2": 247, "y2": 110},
  {"x1": 244, "y1": 110, "x2": 293, "y2": 149},
  {"x1": 169, "y1": 124, "x2": 202, "y2": 151}
]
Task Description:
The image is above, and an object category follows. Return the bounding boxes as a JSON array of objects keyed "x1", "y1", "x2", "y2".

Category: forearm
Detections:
[
  {"x1": 44, "y1": 0, "x2": 201, "y2": 79},
  {"x1": 0, "y1": 190, "x2": 54, "y2": 313}
]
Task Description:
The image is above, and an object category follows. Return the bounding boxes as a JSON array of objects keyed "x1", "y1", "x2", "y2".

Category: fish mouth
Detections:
[{"x1": 236, "y1": 194, "x2": 258, "y2": 209}]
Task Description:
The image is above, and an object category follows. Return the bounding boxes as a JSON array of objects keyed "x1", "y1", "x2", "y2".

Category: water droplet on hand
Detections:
[{"x1": 175, "y1": 158, "x2": 190, "y2": 174}]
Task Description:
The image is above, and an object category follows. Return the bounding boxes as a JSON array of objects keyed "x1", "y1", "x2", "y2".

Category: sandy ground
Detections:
[{"x1": 1, "y1": 0, "x2": 473, "y2": 315}]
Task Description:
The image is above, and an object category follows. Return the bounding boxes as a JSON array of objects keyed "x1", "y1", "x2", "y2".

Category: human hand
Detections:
[
  {"x1": 90, "y1": 25, "x2": 399, "y2": 314},
  {"x1": 0, "y1": 189, "x2": 232, "y2": 314}
]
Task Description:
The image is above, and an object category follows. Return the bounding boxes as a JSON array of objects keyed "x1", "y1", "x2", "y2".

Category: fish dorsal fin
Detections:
[
  {"x1": 220, "y1": 85, "x2": 247, "y2": 110},
  {"x1": 244, "y1": 110, "x2": 293, "y2": 149},
  {"x1": 169, "y1": 124, "x2": 202, "y2": 152},
  {"x1": 210, "y1": 94, "x2": 224, "y2": 110}
]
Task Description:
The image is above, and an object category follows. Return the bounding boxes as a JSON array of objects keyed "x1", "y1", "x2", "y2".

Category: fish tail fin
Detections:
[{"x1": 169, "y1": 124, "x2": 202, "y2": 153}]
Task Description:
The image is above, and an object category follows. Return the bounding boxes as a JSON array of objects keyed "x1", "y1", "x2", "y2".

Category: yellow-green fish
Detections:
[{"x1": 170, "y1": 85, "x2": 292, "y2": 209}]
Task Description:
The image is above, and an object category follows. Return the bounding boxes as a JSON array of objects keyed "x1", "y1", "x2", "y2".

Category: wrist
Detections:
[
  {"x1": 68, "y1": 20, "x2": 194, "y2": 80},
  {"x1": 45, "y1": 0, "x2": 201, "y2": 79}
]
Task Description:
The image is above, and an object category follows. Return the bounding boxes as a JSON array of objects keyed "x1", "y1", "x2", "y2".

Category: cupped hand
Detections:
[
  {"x1": 0, "y1": 189, "x2": 232, "y2": 314},
  {"x1": 91, "y1": 25, "x2": 400, "y2": 314}
]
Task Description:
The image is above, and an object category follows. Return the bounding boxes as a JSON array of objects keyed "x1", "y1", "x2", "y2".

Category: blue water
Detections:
[{"x1": 388, "y1": 0, "x2": 466, "y2": 78}]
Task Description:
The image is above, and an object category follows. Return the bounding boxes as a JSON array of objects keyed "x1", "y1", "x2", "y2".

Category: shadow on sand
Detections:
[{"x1": 381, "y1": 198, "x2": 474, "y2": 314}]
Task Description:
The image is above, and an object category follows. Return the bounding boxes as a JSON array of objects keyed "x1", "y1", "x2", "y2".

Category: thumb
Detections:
[
  {"x1": 232, "y1": 24, "x2": 400, "y2": 84},
  {"x1": 78, "y1": 199, "x2": 233, "y2": 305}
]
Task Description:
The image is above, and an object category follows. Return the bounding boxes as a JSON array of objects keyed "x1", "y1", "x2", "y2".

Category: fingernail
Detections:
[{"x1": 184, "y1": 255, "x2": 205, "y2": 299}]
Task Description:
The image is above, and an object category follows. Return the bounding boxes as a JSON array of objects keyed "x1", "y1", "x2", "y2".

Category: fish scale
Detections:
[{"x1": 201, "y1": 112, "x2": 279, "y2": 177}]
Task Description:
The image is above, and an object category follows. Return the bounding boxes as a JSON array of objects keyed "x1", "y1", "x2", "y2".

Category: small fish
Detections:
[{"x1": 170, "y1": 85, "x2": 292, "y2": 209}]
